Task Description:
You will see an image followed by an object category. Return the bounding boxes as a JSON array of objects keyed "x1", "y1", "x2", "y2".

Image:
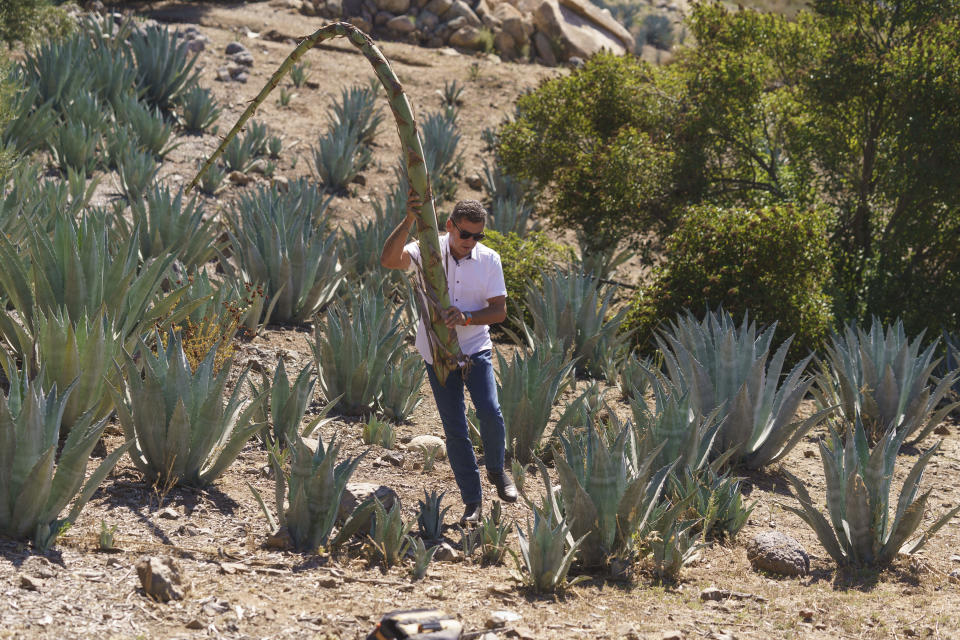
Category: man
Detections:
[{"x1": 380, "y1": 195, "x2": 517, "y2": 525}]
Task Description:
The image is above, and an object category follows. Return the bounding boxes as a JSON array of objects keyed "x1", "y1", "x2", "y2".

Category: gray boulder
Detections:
[
  {"x1": 338, "y1": 483, "x2": 401, "y2": 523},
  {"x1": 376, "y1": 0, "x2": 411, "y2": 13},
  {"x1": 746, "y1": 531, "x2": 810, "y2": 576},
  {"x1": 445, "y1": 0, "x2": 481, "y2": 27},
  {"x1": 424, "y1": 0, "x2": 453, "y2": 17},
  {"x1": 387, "y1": 14, "x2": 417, "y2": 33}
]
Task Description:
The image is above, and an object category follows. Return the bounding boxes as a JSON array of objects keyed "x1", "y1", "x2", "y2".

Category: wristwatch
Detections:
[{"x1": 463, "y1": 311, "x2": 473, "y2": 326}]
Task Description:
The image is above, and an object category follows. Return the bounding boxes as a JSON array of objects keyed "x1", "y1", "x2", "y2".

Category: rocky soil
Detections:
[{"x1": 2, "y1": 2, "x2": 960, "y2": 639}]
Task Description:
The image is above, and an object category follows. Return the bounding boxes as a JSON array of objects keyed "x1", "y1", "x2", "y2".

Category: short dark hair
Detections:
[{"x1": 450, "y1": 200, "x2": 487, "y2": 224}]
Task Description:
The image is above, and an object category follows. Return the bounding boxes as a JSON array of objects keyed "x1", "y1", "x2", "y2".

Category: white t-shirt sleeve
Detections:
[
  {"x1": 487, "y1": 253, "x2": 507, "y2": 299},
  {"x1": 403, "y1": 240, "x2": 421, "y2": 268}
]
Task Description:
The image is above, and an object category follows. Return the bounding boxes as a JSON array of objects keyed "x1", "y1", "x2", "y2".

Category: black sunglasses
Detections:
[{"x1": 451, "y1": 218, "x2": 485, "y2": 241}]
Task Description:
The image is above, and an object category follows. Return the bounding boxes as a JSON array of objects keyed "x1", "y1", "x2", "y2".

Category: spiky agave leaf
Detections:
[
  {"x1": 111, "y1": 330, "x2": 264, "y2": 488},
  {"x1": 496, "y1": 343, "x2": 576, "y2": 464},
  {"x1": 0, "y1": 354, "x2": 131, "y2": 550},
  {"x1": 816, "y1": 318, "x2": 959, "y2": 445},
  {"x1": 782, "y1": 419, "x2": 960, "y2": 567},
  {"x1": 283, "y1": 433, "x2": 366, "y2": 552},
  {"x1": 658, "y1": 308, "x2": 832, "y2": 469},
  {"x1": 188, "y1": 22, "x2": 463, "y2": 385},
  {"x1": 554, "y1": 413, "x2": 672, "y2": 567}
]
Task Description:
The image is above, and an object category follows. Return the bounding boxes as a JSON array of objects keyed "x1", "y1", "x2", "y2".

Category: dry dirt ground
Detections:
[{"x1": 2, "y1": 2, "x2": 960, "y2": 639}]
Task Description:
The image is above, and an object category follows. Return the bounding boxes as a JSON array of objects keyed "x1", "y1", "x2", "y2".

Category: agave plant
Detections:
[
  {"x1": 512, "y1": 460, "x2": 588, "y2": 593},
  {"x1": 416, "y1": 489, "x2": 450, "y2": 542},
  {"x1": 378, "y1": 349, "x2": 425, "y2": 423},
  {"x1": 618, "y1": 351, "x2": 656, "y2": 404},
  {"x1": 816, "y1": 318, "x2": 958, "y2": 445},
  {"x1": 123, "y1": 184, "x2": 218, "y2": 269},
  {"x1": 251, "y1": 432, "x2": 366, "y2": 552},
  {"x1": 328, "y1": 80, "x2": 383, "y2": 146},
  {"x1": 225, "y1": 179, "x2": 344, "y2": 324},
  {"x1": 0, "y1": 212, "x2": 185, "y2": 355},
  {"x1": 421, "y1": 109, "x2": 463, "y2": 202},
  {"x1": 408, "y1": 535, "x2": 439, "y2": 580},
  {"x1": 629, "y1": 377, "x2": 723, "y2": 474},
  {"x1": 479, "y1": 500, "x2": 511, "y2": 565},
  {"x1": 554, "y1": 413, "x2": 673, "y2": 567},
  {"x1": 522, "y1": 267, "x2": 630, "y2": 380},
  {"x1": 129, "y1": 23, "x2": 200, "y2": 112},
  {"x1": 111, "y1": 330, "x2": 264, "y2": 488},
  {"x1": 644, "y1": 497, "x2": 704, "y2": 580},
  {"x1": 32, "y1": 309, "x2": 123, "y2": 433},
  {"x1": 495, "y1": 343, "x2": 576, "y2": 464},
  {"x1": 117, "y1": 147, "x2": 160, "y2": 203},
  {"x1": 369, "y1": 500, "x2": 414, "y2": 569},
  {"x1": 50, "y1": 120, "x2": 100, "y2": 177},
  {"x1": 657, "y1": 309, "x2": 833, "y2": 470},
  {"x1": 249, "y1": 360, "x2": 331, "y2": 450},
  {"x1": 311, "y1": 288, "x2": 407, "y2": 415},
  {"x1": 669, "y1": 466, "x2": 754, "y2": 541},
  {"x1": 311, "y1": 119, "x2": 372, "y2": 193},
  {"x1": 783, "y1": 419, "x2": 960, "y2": 567},
  {"x1": 114, "y1": 94, "x2": 178, "y2": 159},
  {"x1": 179, "y1": 85, "x2": 221, "y2": 134},
  {"x1": 1, "y1": 81, "x2": 57, "y2": 156},
  {"x1": 0, "y1": 355, "x2": 132, "y2": 551},
  {"x1": 19, "y1": 32, "x2": 94, "y2": 113}
]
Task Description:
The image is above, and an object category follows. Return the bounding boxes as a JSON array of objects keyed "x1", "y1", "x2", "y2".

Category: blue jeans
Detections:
[{"x1": 425, "y1": 349, "x2": 505, "y2": 504}]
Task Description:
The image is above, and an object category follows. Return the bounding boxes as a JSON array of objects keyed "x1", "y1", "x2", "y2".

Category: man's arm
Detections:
[
  {"x1": 379, "y1": 192, "x2": 421, "y2": 270},
  {"x1": 441, "y1": 296, "x2": 507, "y2": 328}
]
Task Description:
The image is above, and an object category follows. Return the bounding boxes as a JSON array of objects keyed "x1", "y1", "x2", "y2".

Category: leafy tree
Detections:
[
  {"x1": 501, "y1": 0, "x2": 960, "y2": 335},
  {"x1": 497, "y1": 53, "x2": 679, "y2": 258}
]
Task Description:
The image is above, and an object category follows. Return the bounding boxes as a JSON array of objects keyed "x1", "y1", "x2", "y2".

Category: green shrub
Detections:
[
  {"x1": 0, "y1": 0, "x2": 71, "y2": 46},
  {"x1": 496, "y1": 52, "x2": 676, "y2": 255},
  {"x1": 481, "y1": 230, "x2": 571, "y2": 330},
  {"x1": 626, "y1": 203, "x2": 832, "y2": 357}
]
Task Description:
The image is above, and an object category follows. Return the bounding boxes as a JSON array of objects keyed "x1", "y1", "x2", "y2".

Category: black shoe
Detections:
[
  {"x1": 487, "y1": 470, "x2": 518, "y2": 503},
  {"x1": 460, "y1": 502, "x2": 481, "y2": 526}
]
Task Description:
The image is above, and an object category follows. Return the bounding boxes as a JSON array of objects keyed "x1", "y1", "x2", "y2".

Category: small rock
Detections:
[
  {"x1": 19, "y1": 575, "x2": 42, "y2": 591},
  {"x1": 478, "y1": 634, "x2": 498, "y2": 640},
  {"x1": 466, "y1": 173, "x2": 483, "y2": 190},
  {"x1": 216, "y1": 67, "x2": 233, "y2": 82},
  {"x1": 804, "y1": 449, "x2": 816, "y2": 458},
  {"x1": 36, "y1": 615, "x2": 53, "y2": 627},
  {"x1": 382, "y1": 451, "x2": 405, "y2": 467},
  {"x1": 950, "y1": 569, "x2": 960, "y2": 584},
  {"x1": 799, "y1": 608, "x2": 814, "y2": 621},
  {"x1": 425, "y1": 584, "x2": 445, "y2": 599},
  {"x1": 486, "y1": 610, "x2": 521, "y2": 628},
  {"x1": 318, "y1": 576, "x2": 341, "y2": 588},
  {"x1": 433, "y1": 542, "x2": 461, "y2": 562},
  {"x1": 934, "y1": 424, "x2": 951, "y2": 436},
  {"x1": 661, "y1": 631, "x2": 683, "y2": 640},
  {"x1": 409, "y1": 435, "x2": 446, "y2": 459},
  {"x1": 351, "y1": 173, "x2": 367, "y2": 186},
  {"x1": 158, "y1": 506, "x2": 180, "y2": 520},
  {"x1": 700, "y1": 587, "x2": 724, "y2": 601},
  {"x1": 225, "y1": 41, "x2": 248, "y2": 55},
  {"x1": 228, "y1": 51, "x2": 255, "y2": 66},
  {"x1": 228, "y1": 171, "x2": 254, "y2": 185},
  {"x1": 950, "y1": 555, "x2": 960, "y2": 563},
  {"x1": 136, "y1": 556, "x2": 189, "y2": 602},
  {"x1": 339, "y1": 483, "x2": 401, "y2": 523},
  {"x1": 186, "y1": 619, "x2": 204, "y2": 630},
  {"x1": 746, "y1": 531, "x2": 810, "y2": 576},
  {"x1": 263, "y1": 528, "x2": 294, "y2": 550}
]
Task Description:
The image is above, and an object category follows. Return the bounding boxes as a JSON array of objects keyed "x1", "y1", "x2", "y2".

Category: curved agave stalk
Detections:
[{"x1": 188, "y1": 23, "x2": 461, "y2": 384}]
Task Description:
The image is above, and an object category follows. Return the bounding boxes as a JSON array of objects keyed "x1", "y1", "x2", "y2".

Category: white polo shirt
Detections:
[{"x1": 404, "y1": 233, "x2": 507, "y2": 364}]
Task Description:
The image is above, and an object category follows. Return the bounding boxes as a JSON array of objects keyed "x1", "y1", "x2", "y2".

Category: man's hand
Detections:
[{"x1": 441, "y1": 306, "x2": 466, "y2": 329}]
